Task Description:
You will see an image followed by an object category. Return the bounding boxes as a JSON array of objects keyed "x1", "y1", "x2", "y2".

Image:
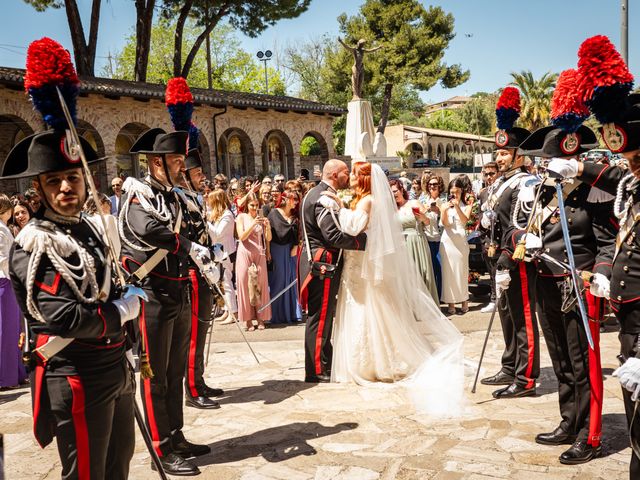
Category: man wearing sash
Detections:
[
  {"x1": 548, "y1": 94, "x2": 640, "y2": 477},
  {"x1": 119, "y1": 129, "x2": 215, "y2": 476},
  {"x1": 478, "y1": 88, "x2": 539, "y2": 399},
  {"x1": 6, "y1": 130, "x2": 140, "y2": 479},
  {"x1": 515, "y1": 103, "x2": 614, "y2": 463}
]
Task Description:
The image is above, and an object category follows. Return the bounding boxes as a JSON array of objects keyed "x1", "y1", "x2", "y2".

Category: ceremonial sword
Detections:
[
  {"x1": 471, "y1": 289, "x2": 502, "y2": 394},
  {"x1": 554, "y1": 178, "x2": 595, "y2": 349},
  {"x1": 55, "y1": 88, "x2": 167, "y2": 480}
]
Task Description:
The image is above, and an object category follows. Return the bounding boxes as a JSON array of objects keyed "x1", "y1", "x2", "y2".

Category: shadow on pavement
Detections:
[
  {"x1": 194, "y1": 421, "x2": 358, "y2": 465},
  {"x1": 601, "y1": 413, "x2": 630, "y2": 458},
  {"x1": 0, "y1": 389, "x2": 28, "y2": 406},
  {"x1": 216, "y1": 380, "x2": 316, "y2": 406}
]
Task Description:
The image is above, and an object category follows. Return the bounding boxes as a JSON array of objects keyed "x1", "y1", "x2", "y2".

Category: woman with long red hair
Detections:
[{"x1": 321, "y1": 161, "x2": 464, "y2": 416}]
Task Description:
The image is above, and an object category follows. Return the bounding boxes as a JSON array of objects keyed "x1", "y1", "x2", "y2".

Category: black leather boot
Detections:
[
  {"x1": 535, "y1": 426, "x2": 577, "y2": 446},
  {"x1": 151, "y1": 452, "x2": 200, "y2": 476},
  {"x1": 559, "y1": 441, "x2": 601, "y2": 464}
]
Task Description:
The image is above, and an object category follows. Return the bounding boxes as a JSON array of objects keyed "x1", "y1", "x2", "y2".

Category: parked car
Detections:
[
  {"x1": 412, "y1": 158, "x2": 440, "y2": 168},
  {"x1": 580, "y1": 149, "x2": 612, "y2": 163}
]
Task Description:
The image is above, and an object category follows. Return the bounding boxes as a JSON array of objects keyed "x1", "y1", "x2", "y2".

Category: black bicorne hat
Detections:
[
  {"x1": 494, "y1": 127, "x2": 531, "y2": 150},
  {"x1": 1, "y1": 130, "x2": 100, "y2": 179},
  {"x1": 185, "y1": 148, "x2": 202, "y2": 170},
  {"x1": 600, "y1": 94, "x2": 640, "y2": 154},
  {"x1": 518, "y1": 125, "x2": 599, "y2": 159},
  {"x1": 130, "y1": 128, "x2": 189, "y2": 156}
]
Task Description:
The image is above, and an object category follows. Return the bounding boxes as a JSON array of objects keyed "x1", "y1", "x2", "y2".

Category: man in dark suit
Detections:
[
  {"x1": 110, "y1": 176, "x2": 123, "y2": 214},
  {"x1": 299, "y1": 159, "x2": 367, "y2": 383}
]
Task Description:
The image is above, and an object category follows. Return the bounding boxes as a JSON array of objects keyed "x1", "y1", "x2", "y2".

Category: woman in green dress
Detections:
[{"x1": 389, "y1": 179, "x2": 439, "y2": 303}]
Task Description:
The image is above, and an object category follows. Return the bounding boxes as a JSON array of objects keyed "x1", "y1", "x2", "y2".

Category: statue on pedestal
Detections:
[{"x1": 338, "y1": 38, "x2": 381, "y2": 100}]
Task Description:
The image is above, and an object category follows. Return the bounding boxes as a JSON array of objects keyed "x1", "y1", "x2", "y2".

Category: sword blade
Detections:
[
  {"x1": 555, "y1": 181, "x2": 594, "y2": 349},
  {"x1": 257, "y1": 278, "x2": 297, "y2": 313}
]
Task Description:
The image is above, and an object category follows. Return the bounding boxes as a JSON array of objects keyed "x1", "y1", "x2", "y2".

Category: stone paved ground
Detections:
[{"x1": 1, "y1": 303, "x2": 632, "y2": 480}]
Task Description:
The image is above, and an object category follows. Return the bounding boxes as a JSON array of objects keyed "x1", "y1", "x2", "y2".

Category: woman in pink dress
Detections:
[{"x1": 235, "y1": 194, "x2": 272, "y2": 330}]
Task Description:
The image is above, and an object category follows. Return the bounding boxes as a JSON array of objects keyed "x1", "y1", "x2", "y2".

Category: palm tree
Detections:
[{"x1": 509, "y1": 70, "x2": 558, "y2": 131}]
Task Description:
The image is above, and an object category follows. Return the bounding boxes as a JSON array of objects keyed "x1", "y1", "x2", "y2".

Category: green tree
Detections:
[
  {"x1": 24, "y1": 0, "x2": 103, "y2": 76},
  {"x1": 337, "y1": 0, "x2": 469, "y2": 134},
  {"x1": 300, "y1": 136, "x2": 321, "y2": 156},
  {"x1": 160, "y1": 0, "x2": 310, "y2": 79},
  {"x1": 456, "y1": 93, "x2": 497, "y2": 136},
  {"x1": 509, "y1": 70, "x2": 558, "y2": 131},
  {"x1": 107, "y1": 18, "x2": 286, "y2": 94},
  {"x1": 423, "y1": 109, "x2": 468, "y2": 133}
]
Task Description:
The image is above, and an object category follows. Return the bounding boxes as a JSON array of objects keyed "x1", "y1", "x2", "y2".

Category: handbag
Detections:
[{"x1": 248, "y1": 263, "x2": 261, "y2": 307}]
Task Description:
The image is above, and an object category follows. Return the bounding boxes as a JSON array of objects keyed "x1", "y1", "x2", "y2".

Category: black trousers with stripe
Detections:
[
  {"x1": 535, "y1": 275, "x2": 602, "y2": 444},
  {"x1": 46, "y1": 360, "x2": 135, "y2": 480},
  {"x1": 304, "y1": 258, "x2": 343, "y2": 378},
  {"x1": 138, "y1": 283, "x2": 191, "y2": 457},
  {"x1": 185, "y1": 269, "x2": 214, "y2": 398},
  {"x1": 503, "y1": 262, "x2": 539, "y2": 388}
]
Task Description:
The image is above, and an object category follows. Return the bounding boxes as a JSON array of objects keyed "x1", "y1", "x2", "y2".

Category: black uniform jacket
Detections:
[
  {"x1": 120, "y1": 177, "x2": 193, "y2": 285},
  {"x1": 506, "y1": 173, "x2": 617, "y2": 277},
  {"x1": 299, "y1": 182, "x2": 367, "y2": 291}
]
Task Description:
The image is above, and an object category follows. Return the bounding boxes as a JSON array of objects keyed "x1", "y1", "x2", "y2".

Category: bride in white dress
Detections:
[{"x1": 323, "y1": 162, "x2": 465, "y2": 416}]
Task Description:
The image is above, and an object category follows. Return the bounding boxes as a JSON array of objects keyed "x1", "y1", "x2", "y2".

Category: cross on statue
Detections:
[{"x1": 338, "y1": 37, "x2": 382, "y2": 100}]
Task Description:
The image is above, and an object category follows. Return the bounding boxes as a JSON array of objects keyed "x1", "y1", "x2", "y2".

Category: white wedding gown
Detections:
[{"x1": 331, "y1": 164, "x2": 465, "y2": 416}]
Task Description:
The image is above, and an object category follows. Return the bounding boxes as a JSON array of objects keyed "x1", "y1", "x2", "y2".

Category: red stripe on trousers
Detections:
[
  {"x1": 32, "y1": 334, "x2": 49, "y2": 448},
  {"x1": 188, "y1": 269, "x2": 200, "y2": 398},
  {"x1": 518, "y1": 263, "x2": 536, "y2": 389},
  {"x1": 586, "y1": 290, "x2": 603, "y2": 447},
  {"x1": 140, "y1": 302, "x2": 163, "y2": 457},
  {"x1": 314, "y1": 251, "x2": 332, "y2": 375},
  {"x1": 66, "y1": 376, "x2": 90, "y2": 480}
]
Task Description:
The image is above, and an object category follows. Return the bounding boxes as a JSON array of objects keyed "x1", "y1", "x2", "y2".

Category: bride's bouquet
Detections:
[{"x1": 336, "y1": 189, "x2": 354, "y2": 208}]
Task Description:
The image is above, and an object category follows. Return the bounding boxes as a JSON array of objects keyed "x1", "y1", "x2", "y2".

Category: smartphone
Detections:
[
  {"x1": 411, "y1": 206, "x2": 421, "y2": 215},
  {"x1": 313, "y1": 164, "x2": 321, "y2": 176}
]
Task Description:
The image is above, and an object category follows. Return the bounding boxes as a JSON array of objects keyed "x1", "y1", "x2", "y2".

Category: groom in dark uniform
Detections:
[{"x1": 299, "y1": 159, "x2": 367, "y2": 383}]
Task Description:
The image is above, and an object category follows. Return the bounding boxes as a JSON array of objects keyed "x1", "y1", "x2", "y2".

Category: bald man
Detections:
[{"x1": 299, "y1": 160, "x2": 367, "y2": 382}]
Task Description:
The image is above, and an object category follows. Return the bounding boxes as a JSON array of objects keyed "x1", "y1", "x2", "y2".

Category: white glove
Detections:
[
  {"x1": 614, "y1": 357, "x2": 640, "y2": 401},
  {"x1": 211, "y1": 243, "x2": 227, "y2": 263},
  {"x1": 318, "y1": 195, "x2": 340, "y2": 211},
  {"x1": 189, "y1": 242, "x2": 212, "y2": 270},
  {"x1": 589, "y1": 273, "x2": 611, "y2": 299},
  {"x1": 480, "y1": 210, "x2": 496, "y2": 229},
  {"x1": 495, "y1": 270, "x2": 511, "y2": 300},
  {"x1": 525, "y1": 234, "x2": 542, "y2": 251},
  {"x1": 113, "y1": 295, "x2": 141, "y2": 324},
  {"x1": 547, "y1": 158, "x2": 579, "y2": 179},
  {"x1": 201, "y1": 263, "x2": 221, "y2": 285}
]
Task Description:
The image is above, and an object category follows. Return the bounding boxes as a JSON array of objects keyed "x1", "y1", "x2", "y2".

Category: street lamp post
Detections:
[{"x1": 256, "y1": 50, "x2": 272, "y2": 94}]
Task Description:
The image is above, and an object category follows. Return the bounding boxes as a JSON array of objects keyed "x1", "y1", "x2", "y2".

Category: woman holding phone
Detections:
[
  {"x1": 419, "y1": 174, "x2": 445, "y2": 300},
  {"x1": 390, "y1": 180, "x2": 438, "y2": 303},
  {"x1": 439, "y1": 177, "x2": 472, "y2": 315}
]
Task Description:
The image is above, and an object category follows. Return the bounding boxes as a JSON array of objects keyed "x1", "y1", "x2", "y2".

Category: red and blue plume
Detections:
[
  {"x1": 577, "y1": 35, "x2": 634, "y2": 124},
  {"x1": 165, "y1": 77, "x2": 198, "y2": 149},
  {"x1": 24, "y1": 37, "x2": 79, "y2": 132},
  {"x1": 495, "y1": 87, "x2": 521, "y2": 130},
  {"x1": 551, "y1": 69, "x2": 590, "y2": 133}
]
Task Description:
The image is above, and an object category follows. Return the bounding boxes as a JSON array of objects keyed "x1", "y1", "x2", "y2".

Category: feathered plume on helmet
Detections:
[
  {"x1": 551, "y1": 69, "x2": 590, "y2": 133},
  {"x1": 165, "y1": 77, "x2": 199, "y2": 150},
  {"x1": 577, "y1": 35, "x2": 635, "y2": 152},
  {"x1": 495, "y1": 86, "x2": 521, "y2": 131},
  {"x1": 24, "y1": 37, "x2": 79, "y2": 131},
  {"x1": 577, "y1": 35, "x2": 634, "y2": 124}
]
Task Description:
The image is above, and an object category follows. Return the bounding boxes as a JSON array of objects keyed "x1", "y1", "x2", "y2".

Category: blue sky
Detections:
[{"x1": 1, "y1": 0, "x2": 638, "y2": 104}]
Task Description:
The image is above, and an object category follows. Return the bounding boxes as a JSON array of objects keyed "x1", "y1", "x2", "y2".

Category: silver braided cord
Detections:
[
  {"x1": 614, "y1": 172, "x2": 638, "y2": 222},
  {"x1": 20, "y1": 225, "x2": 99, "y2": 323}
]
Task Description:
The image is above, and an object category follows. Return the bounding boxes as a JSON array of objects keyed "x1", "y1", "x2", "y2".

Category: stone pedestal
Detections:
[{"x1": 344, "y1": 99, "x2": 375, "y2": 161}]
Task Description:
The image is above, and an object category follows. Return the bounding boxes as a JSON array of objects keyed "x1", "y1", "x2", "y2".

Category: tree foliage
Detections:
[
  {"x1": 107, "y1": 18, "x2": 286, "y2": 94},
  {"x1": 159, "y1": 0, "x2": 310, "y2": 79},
  {"x1": 337, "y1": 0, "x2": 469, "y2": 133},
  {"x1": 509, "y1": 70, "x2": 558, "y2": 131}
]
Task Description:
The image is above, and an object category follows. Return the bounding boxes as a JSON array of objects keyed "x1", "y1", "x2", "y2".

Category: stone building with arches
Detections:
[
  {"x1": 0, "y1": 67, "x2": 341, "y2": 193},
  {"x1": 385, "y1": 124, "x2": 495, "y2": 169}
]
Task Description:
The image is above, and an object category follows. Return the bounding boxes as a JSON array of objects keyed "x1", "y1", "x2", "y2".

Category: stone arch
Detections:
[
  {"x1": 445, "y1": 143, "x2": 453, "y2": 166},
  {"x1": 299, "y1": 131, "x2": 329, "y2": 179},
  {"x1": 405, "y1": 142, "x2": 424, "y2": 164},
  {"x1": 196, "y1": 134, "x2": 211, "y2": 178},
  {"x1": 0, "y1": 114, "x2": 35, "y2": 192},
  {"x1": 436, "y1": 143, "x2": 444, "y2": 163},
  {"x1": 261, "y1": 129, "x2": 294, "y2": 178},
  {"x1": 77, "y1": 119, "x2": 107, "y2": 192},
  {"x1": 427, "y1": 143, "x2": 434, "y2": 159},
  {"x1": 218, "y1": 127, "x2": 254, "y2": 179},
  {"x1": 115, "y1": 122, "x2": 150, "y2": 179}
]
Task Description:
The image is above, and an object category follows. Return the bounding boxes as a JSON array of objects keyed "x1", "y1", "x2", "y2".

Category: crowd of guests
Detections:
[{"x1": 0, "y1": 165, "x2": 490, "y2": 390}]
